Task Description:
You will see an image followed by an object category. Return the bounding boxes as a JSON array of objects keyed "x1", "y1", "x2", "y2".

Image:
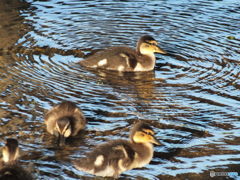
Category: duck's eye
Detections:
[
  {"x1": 146, "y1": 132, "x2": 152, "y2": 135},
  {"x1": 143, "y1": 129, "x2": 154, "y2": 135}
]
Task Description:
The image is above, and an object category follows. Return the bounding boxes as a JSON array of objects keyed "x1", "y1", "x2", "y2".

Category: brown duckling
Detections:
[
  {"x1": 78, "y1": 35, "x2": 167, "y2": 72},
  {"x1": 0, "y1": 138, "x2": 33, "y2": 180},
  {"x1": 44, "y1": 101, "x2": 86, "y2": 146},
  {"x1": 73, "y1": 122, "x2": 160, "y2": 178}
]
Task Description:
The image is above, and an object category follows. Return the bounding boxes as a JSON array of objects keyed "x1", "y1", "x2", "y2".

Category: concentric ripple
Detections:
[{"x1": 0, "y1": 0, "x2": 239, "y2": 179}]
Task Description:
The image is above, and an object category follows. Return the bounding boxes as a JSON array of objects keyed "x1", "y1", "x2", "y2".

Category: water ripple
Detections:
[{"x1": 0, "y1": 0, "x2": 239, "y2": 179}]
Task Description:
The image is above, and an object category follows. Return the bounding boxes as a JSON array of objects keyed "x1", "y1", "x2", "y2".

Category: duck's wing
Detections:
[
  {"x1": 79, "y1": 47, "x2": 139, "y2": 71},
  {"x1": 71, "y1": 107, "x2": 86, "y2": 136},
  {"x1": 44, "y1": 107, "x2": 58, "y2": 134},
  {"x1": 73, "y1": 140, "x2": 135, "y2": 178}
]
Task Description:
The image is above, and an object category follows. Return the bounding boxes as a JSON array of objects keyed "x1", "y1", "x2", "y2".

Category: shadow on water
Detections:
[{"x1": 0, "y1": 0, "x2": 240, "y2": 179}]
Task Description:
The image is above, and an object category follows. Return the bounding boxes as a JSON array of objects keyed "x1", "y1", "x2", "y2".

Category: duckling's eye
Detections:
[
  {"x1": 146, "y1": 132, "x2": 152, "y2": 136},
  {"x1": 143, "y1": 130, "x2": 154, "y2": 136}
]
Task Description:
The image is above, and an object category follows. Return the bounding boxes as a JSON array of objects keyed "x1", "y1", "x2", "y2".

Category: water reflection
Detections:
[
  {"x1": 0, "y1": 0, "x2": 30, "y2": 50},
  {"x1": 0, "y1": 0, "x2": 240, "y2": 179}
]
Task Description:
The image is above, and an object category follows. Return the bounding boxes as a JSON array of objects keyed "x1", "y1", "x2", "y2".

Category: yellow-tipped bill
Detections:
[
  {"x1": 151, "y1": 135, "x2": 161, "y2": 145},
  {"x1": 155, "y1": 45, "x2": 167, "y2": 54}
]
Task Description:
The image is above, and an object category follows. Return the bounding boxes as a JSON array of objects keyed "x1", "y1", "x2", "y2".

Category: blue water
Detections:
[{"x1": 0, "y1": 0, "x2": 239, "y2": 179}]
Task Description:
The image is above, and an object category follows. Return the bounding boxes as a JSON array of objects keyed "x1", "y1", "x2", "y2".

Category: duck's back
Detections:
[
  {"x1": 73, "y1": 140, "x2": 136, "y2": 177},
  {"x1": 79, "y1": 47, "x2": 139, "y2": 71},
  {"x1": 45, "y1": 101, "x2": 75, "y2": 121}
]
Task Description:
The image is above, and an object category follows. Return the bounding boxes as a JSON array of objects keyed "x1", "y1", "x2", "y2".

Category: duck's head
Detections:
[
  {"x1": 137, "y1": 35, "x2": 167, "y2": 56},
  {"x1": 2, "y1": 139, "x2": 19, "y2": 164},
  {"x1": 130, "y1": 122, "x2": 161, "y2": 145},
  {"x1": 54, "y1": 117, "x2": 72, "y2": 146}
]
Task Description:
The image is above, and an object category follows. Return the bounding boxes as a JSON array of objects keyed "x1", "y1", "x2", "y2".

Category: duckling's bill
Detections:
[
  {"x1": 155, "y1": 45, "x2": 167, "y2": 54},
  {"x1": 151, "y1": 135, "x2": 161, "y2": 145},
  {"x1": 58, "y1": 134, "x2": 66, "y2": 146},
  {"x1": 54, "y1": 131, "x2": 67, "y2": 146}
]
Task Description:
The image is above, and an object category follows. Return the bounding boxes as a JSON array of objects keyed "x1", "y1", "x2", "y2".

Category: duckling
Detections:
[
  {"x1": 44, "y1": 101, "x2": 86, "y2": 146},
  {"x1": 78, "y1": 35, "x2": 167, "y2": 72},
  {"x1": 0, "y1": 138, "x2": 33, "y2": 180},
  {"x1": 73, "y1": 122, "x2": 160, "y2": 178}
]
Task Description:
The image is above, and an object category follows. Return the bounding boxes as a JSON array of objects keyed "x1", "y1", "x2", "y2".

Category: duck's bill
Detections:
[
  {"x1": 155, "y1": 45, "x2": 167, "y2": 54},
  {"x1": 151, "y1": 136, "x2": 161, "y2": 145},
  {"x1": 57, "y1": 134, "x2": 66, "y2": 146}
]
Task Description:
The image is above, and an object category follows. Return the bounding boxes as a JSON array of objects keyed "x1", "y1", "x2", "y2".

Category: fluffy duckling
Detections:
[
  {"x1": 0, "y1": 138, "x2": 33, "y2": 180},
  {"x1": 44, "y1": 101, "x2": 86, "y2": 146},
  {"x1": 79, "y1": 35, "x2": 167, "y2": 72},
  {"x1": 73, "y1": 122, "x2": 160, "y2": 178}
]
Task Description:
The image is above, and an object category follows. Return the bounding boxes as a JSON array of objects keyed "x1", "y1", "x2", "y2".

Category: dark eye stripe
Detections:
[
  {"x1": 142, "y1": 129, "x2": 154, "y2": 135},
  {"x1": 147, "y1": 43, "x2": 157, "y2": 47},
  {"x1": 146, "y1": 40, "x2": 157, "y2": 46}
]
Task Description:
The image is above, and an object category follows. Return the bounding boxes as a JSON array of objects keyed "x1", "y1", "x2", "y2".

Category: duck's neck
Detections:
[
  {"x1": 134, "y1": 53, "x2": 156, "y2": 71},
  {"x1": 136, "y1": 43, "x2": 156, "y2": 69},
  {"x1": 131, "y1": 142, "x2": 154, "y2": 168},
  {"x1": 143, "y1": 53, "x2": 156, "y2": 67},
  {"x1": 136, "y1": 42, "x2": 142, "y2": 55}
]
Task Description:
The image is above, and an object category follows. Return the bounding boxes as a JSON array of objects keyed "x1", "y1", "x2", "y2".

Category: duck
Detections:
[
  {"x1": 0, "y1": 138, "x2": 33, "y2": 180},
  {"x1": 44, "y1": 101, "x2": 86, "y2": 146},
  {"x1": 73, "y1": 121, "x2": 160, "y2": 178},
  {"x1": 78, "y1": 35, "x2": 167, "y2": 72}
]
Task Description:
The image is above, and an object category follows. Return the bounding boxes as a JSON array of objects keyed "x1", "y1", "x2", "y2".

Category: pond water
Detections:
[{"x1": 0, "y1": 0, "x2": 239, "y2": 179}]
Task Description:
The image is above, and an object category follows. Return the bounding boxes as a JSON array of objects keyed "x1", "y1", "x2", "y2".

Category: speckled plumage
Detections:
[
  {"x1": 74, "y1": 140, "x2": 135, "y2": 178},
  {"x1": 73, "y1": 122, "x2": 161, "y2": 178},
  {"x1": 44, "y1": 101, "x2": 86, "y2": 145},
  {"x1": 79, "y1": 35, "x2": 166, "y2": 72}
]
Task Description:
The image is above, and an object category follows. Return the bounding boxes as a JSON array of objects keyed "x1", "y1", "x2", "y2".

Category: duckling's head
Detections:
[
  {"x1": 2, "y1": 139, "x2": 19, "y2": 164},
  {"x1": 54, "y1": 117, "x2": 72, "y2": 146},
  {"x1": 130, "y1": 122, "x2": 161, "y2": 145},
  {"x1": 137, "y1": 35, "x2": 167, "y2": 56}
]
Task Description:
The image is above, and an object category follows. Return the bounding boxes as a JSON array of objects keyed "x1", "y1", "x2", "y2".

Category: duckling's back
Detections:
[
  {"x1": 73, "y1": 139, "x2": 136, "y2": 178},
  {"x1": 45, "y1": 101, "x2": 82, "y2": 120},
  {"x1": 79, "y1": 47, "x2": 139, "y2": 71}
]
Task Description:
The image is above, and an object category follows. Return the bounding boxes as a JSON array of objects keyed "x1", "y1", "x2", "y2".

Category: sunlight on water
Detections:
[{"x1": 0, "y1": 0, "x2": 239, "y2": 179}]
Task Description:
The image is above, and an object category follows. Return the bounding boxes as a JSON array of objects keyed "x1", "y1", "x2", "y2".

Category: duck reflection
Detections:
[{"x1": 80, "y1": 66, "x2": 164, "y2": 101}]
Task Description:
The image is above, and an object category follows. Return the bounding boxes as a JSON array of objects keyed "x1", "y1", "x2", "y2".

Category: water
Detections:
[{"x1": 0, "y1": 0, "x2": 239, "y2": 179}]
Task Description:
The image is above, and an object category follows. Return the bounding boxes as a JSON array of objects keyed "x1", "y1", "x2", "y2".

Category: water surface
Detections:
[{"x1": 0, "y1": 0, "x2": 239, "y2": 179}]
